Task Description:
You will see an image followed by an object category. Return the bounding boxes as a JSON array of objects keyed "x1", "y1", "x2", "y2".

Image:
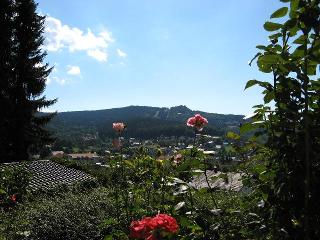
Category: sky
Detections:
[{"x1": 38, "y1": 0, "x2": 285, "y2": 115}]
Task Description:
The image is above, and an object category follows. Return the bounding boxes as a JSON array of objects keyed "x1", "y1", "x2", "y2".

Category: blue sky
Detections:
[{"x1": 39, "y1": 0, "x2": 284, "y2": 115}]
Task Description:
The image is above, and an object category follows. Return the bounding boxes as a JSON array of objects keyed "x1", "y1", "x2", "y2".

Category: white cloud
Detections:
[
  {"x1": 67, "y1": 65, "x2": 81, "y2": 76},
  {"x1": 87, "y1": 49, "x2": 108, "y2": 62},
  {"x1": 46, "y1": 77, "x2": 52, "y2": 85},
  {"x1": 117, "y1": 48, "x2": 127, "y2": 58},
  {"x1": 100, "y1": 31, "x2": 114, "y2": 43},
  {"x1": 52, "y1": 76, "x2": 67, "y2": 85},
  {"x1": 46, "y1": 75, "x2": 73, "y2": 86},
  {"x1": 45, "y1": 16, "x2": 114, "y2": 62}
]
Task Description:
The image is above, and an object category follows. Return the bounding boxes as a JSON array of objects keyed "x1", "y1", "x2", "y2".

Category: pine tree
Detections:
[
  {"x1": 0, "y1": 0, "x2": 56, "y2": 162},
  {"x1": 0, "y1": 0, "x2": 15, "y2": 162}
]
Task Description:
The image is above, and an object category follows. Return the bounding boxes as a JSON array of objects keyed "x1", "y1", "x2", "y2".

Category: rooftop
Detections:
[{"x1": 0, "y1": 160, "x2": 95, "y2": 191}]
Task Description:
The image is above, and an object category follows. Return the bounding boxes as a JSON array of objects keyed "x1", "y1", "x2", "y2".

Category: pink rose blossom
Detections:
[
  {"x1": 112, "y1": 122, "x2": 126, "y2": 133},
  {"x1": 174, "y1": 153, "x2": 183, "y2": 164},
  {"x1": 186, "y1": 113, "x2": 208, "y2": 131}
]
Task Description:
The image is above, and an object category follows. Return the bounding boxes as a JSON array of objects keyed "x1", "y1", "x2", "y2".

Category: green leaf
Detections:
[
  {"x1": 245, "y1": 79, "x2": 273, "y2": 92},
  {"x1": 226, "y1": 131, "x2": 240, "y2": 140},
  {"x1": 288, "y1": 25, "x2": 299, "y2": 37},
  {"x1": 256, "y1": 45, "x2": 268, "y2": 50},
  {"x1": 245, "y1": 80, "x2": 259, "y2": 89},
  {"x1": 269, "y1": 33, "x2": 282, "y2": 40},
  {"x1": 179, "y1": 216, "x2": 194, "y2": 228},
  {"x1": 240, "y1": 122, "x2": 258, "y2": 135},
  {"x1": 124, "y1": 160, "x2": 134, "y2": 168},
  {"x1": 284, "y1": 18, "x2": 298, "y2": 29},
  {"x1": 262, "y1": 193, "x2": 269, "y2": 201},
  {"x1": 240, "y1": 123, "x2": 255, "y2": 135},
  {"x1": 264, "y1": 22, "x2": 283, "y2": 32},
  {"x1": 253, "y1": 104, "x2": 264, "y2": 108},
  {"x1": 271, "y1": 7, "x2": 288, "y2": 18},
  {"x1": 307, "y1": 64, "x2": 317, "y2": 75},
  {"x1": 248, "y1": 52, "x2": 262, "y2": 66},
  {"x1": 293, "y1": 35, "x2": 309, "y2": 44},
  {"x1": 259, "y1": 54, "x2": 281, "y2": 64},
  {"x1": 258, "y1": 62, "x2": 273, "y2": 73},
  {"x1": 292, "y1": 45, "x2": 305, "y2": 58},
  {"x1": 264, "y1": 91, "x2": 275, "y2": 104},
  {"x1": 290, "y1": 0, "x2": 300, "y2": 18},
  {"x1": 253, "y1": 163, "x2": 266, "y2": 174}
]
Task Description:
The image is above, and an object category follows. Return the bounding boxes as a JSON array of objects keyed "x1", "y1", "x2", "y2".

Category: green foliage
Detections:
[
  {"x1": 271, "y1": 7, "x2": 289, "y2": 18},
  {"x1": 1, "y1": 188, "x2": 114, "y2": 240},
  {"x1": 245, "y1": 0, "x2": 320, "y2": 238},
  {"x1": 226, "y1": 132, "x2": 240, "y2": 141},
  {"x1": 86, "y1": 143, "x2": 269, "y2": 239},
  {"x1": 0, "y1": 166, "x2": 29, "y2": 209},
  {"x1": 1, "y1": 145, "x2": 268, "y2": 240},
  {"x1": 263, "y1": 22, "x2": 283, "y2": 32}
]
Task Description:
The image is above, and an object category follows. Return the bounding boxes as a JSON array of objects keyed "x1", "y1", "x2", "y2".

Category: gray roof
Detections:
[
  {"x1": 0, "y1": 160, "x2": 95, "y2": 191},
  {"x1": 190, "y1": 171, "x2": 243, "y2": 191}
]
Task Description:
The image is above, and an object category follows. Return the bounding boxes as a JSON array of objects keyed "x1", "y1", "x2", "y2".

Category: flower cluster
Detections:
[
  {"x1": 130, "y1": 214, "x2": 179, "y2": 239},
  {"x1": 186, "y1": 113, "x2": 208, "y2": 131},
  {"x1": 112, "y1": 122, "x2": 126, "y2": 149},
  {"x1": 113, "y1": 122, "x2": 126, "y2": 133}
]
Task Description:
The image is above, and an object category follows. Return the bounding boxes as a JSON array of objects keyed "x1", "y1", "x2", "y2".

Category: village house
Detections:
[
  {"x1": 51, "y1": 151, "x2": 65, "y2": 158},
  {"x1": 67, "y1": 152, "x2": 101, "y2": 164}
]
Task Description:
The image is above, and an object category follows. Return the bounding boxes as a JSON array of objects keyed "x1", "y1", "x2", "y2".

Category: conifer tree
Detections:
[
  {"x1": 0, "y1": 0, "x2": 56, "y2": 162},
  {"x1": 0, "y1": 0, "x2": 15, "y2": 162}
]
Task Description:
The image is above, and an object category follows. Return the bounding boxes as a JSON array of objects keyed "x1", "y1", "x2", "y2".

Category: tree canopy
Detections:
[{"x1": 0, "y1": 0, "x2": 56, "y2": 163}]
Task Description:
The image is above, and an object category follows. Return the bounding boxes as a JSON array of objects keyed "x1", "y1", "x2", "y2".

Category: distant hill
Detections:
[{"x1": 46, "y1": 105, "x2": 244, "y2": 145}]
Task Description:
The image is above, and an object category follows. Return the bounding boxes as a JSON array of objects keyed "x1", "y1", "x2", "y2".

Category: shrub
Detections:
[
  {"x1": 0, "y1": 165, "x2": 29, "y2": 209},
  {"x1": 1, "y1": 187, "x2": 114, "y2": 240}
]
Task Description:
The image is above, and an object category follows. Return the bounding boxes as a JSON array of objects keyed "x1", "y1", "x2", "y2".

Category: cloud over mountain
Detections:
[{"x1": 44, "y1": 16, "x2": 114, "y2": 62}]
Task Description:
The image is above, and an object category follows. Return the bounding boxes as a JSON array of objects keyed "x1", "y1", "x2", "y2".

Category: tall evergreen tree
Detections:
[
  {"x1": 0, "y1": 0, "x2": 15, "y2": 162},
  {"x1": 0, "y1": 0, "x2": 56, "y2": 162}
]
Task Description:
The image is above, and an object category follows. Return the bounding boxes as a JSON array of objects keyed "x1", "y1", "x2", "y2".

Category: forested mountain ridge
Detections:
[{"x1": 47, "y1": 105, "x2": 244, "y2": 141}]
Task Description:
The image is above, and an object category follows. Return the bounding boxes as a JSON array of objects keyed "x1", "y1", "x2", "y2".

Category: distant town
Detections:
[{"x1": 46, "y1": 134, "x2": 240, "y2": 171}]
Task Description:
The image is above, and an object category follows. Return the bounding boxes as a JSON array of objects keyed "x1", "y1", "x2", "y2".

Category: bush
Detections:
[
  {"x1": 0, "y1": 165, "x2": 29, "y2": 209},
  {"x1": 1, "y1": 187, "x2": 114, "y2": 240}
]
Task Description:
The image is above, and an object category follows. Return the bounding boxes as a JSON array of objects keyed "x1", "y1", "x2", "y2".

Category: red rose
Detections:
[
  {"x1": 146, "y1": 235, "x2": 157, "y2": 240},
  {"x1": 130, "y1": 217, "x2": 155, "y2": 239},
  {"x1": 152, "y1": 214, "x2": 179, "y2": 233},
  {"x1": 130, "y1": 214, "x2": 178, "y2": 239},
  {"x1": 9, "y1": 194, "x2": 17, "y2": 203},
  {"x1": 130, "y1": 220, "x2": 147, "y2": 239}
]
